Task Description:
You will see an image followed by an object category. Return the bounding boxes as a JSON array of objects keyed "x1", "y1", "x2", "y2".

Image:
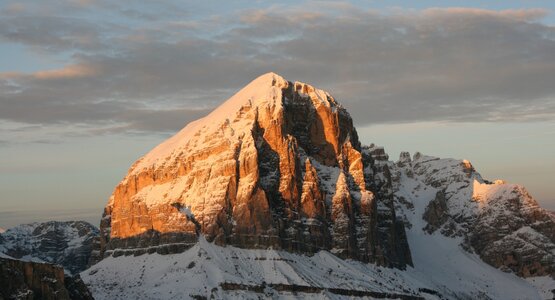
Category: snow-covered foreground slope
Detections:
[
  {"x1": 83, "y1": 236, "x2": 418, "y2": 299},
  {"x1": 82, "y1": 235, "x2": 540, "y2": 300},
  {"x1": 528, "y1": 276, "x2": 555, "y2": 300}
]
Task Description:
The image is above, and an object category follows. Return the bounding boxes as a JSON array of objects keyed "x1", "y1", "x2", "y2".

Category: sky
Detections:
[{"x1": 0, "y1": 0, "x2": 554, "y2": 229}]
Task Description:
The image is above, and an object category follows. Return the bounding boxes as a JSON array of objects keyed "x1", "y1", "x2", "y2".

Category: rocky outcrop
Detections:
[
  {"x1": 393, "y1": 152, "x2": 555, "y2": 279},
  {"x1": 422, "y1": 190, "x2": 449, "y2": 234},
  {"x1": 95, "y1": 72, "x2": 412, "y2": 268},
  {"x1": 0, "y1": 221, "x2": 99, "y2": 275},
  {"x1": 362, "y1": 146, "x2": 413, "y2": 268},
  {"x1": 219, "y1": 282, "x2": 425, "y2": 299},
  {"x1": 468, "y1": 184, "x2": 555, "y2": 278},
  {"x1": 0, "y1": 257, "x2": 94, "y2": 300}
]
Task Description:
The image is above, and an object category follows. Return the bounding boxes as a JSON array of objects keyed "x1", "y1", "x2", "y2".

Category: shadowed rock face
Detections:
[
  {"x1": 0, "y1": 257, "x2": 94, "y2": 300},
  {"x1": 93, "y1": 72, "x2": 412, "y2": 268},
  {"x1": 422, "y1": 190, "x2": 449, "y2": 234},
  {"x1": 468, "y1": 187, "x2": 555, "y2": 278}
]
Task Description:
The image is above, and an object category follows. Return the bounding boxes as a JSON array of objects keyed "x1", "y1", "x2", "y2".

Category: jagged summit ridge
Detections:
[{"x1": 96, "y1": 72, "x2": 412, "y2": 268}]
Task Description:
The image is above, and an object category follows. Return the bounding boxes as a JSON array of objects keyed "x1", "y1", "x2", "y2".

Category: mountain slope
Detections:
[
  {"x1": 94, "y1": 72, "x2": 411, "y2": 268},
  {"x1": 83, "y1": 72, "x2": 554, "y2": 299},
  {"x1": 83, "y1": 234, "x2": 541, "y2": 300},
  {"x1": 389, "y1": 151, "x2": 555, "y2": 279},
  {"x1": 0, "y1": 221, "x2": 99, "y2": 274}
]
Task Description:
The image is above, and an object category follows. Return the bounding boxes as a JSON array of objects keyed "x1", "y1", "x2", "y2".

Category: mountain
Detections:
[
  {"x1": 0, "y1": 221, "x2": 99, "y2": 274},
  {"x1": 92, "y1": 72, "x2": 411, "y2": 268},
  {"x1": 391, "y1": 152, "x2": 555, "y2": 278},
  {"x1": 387, "y1": 150, "x2": 555, "y2": 299},
  {"x1": 83, "y1": 73, "x2": 554, "y2": 299}
]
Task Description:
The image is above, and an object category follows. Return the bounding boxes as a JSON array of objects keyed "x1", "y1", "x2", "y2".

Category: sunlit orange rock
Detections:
[{"x1": 94, "y1": 72, "x2": 412, "y2": 268}]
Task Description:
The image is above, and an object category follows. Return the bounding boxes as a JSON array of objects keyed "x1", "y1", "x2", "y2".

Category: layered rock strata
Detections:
[{"x1": 94, "y1": 72, "x2": 412, "y2": 268}]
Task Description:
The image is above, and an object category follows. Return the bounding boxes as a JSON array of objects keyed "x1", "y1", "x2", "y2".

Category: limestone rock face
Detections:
[
  {"x1": 96, "y1": 72, "x2": 412, "y2": 268},
  {"x1": 362, "y1": 145, "x2": 413, "y2": 267}
]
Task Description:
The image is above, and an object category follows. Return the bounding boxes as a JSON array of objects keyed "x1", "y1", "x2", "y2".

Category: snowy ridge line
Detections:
[
  {"x1": 220, "y1": 282, "x2": 425, "y2": 299},
  {"x1": 129, "y1": 72, "x2": 290, "y2": 174}
]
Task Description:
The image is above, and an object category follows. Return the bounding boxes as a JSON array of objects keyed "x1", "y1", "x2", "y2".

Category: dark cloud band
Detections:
[{"x1": 0, "y1": 4, "x2": 554, "y2": 135}]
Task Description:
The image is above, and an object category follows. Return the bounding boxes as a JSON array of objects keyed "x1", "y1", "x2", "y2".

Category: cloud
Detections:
[
  {"x1": 0, "y1": 2, "x2": 554, "y2": 138},
  {"x1": 27, "y1": 64, "x2": 97, "y2": 79},
  {"x1": 0, "y1": 15, "x2": 110, "y2": 53},
  {"x1": 420, "y1": 7, "x2": 548, "y2": 21}
]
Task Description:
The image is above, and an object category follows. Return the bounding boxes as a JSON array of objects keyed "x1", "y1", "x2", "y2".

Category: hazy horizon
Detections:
[{"x1": 1, "y1": 0, "x2": 555, "y2": 229}]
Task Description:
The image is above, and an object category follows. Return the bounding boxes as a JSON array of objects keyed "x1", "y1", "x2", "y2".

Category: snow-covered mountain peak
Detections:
[
  {"x1": 95, "y1": 72, "x2": 412, "y2": 270},
  {"x1": 130, "y1": 72, "x2": 285, "y2": 173},
  {"x1": 130, "y1": 72, "x2": 338, "y2": 174}
]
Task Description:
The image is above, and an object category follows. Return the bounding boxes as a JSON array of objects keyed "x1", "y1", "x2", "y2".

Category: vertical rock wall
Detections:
[{"x1": 94, "y1": 73, "x2": 412, "y2": 268}]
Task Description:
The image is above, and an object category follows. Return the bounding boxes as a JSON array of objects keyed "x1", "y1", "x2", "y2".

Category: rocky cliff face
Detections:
[
  {"x1": 91, "y1": 71, "x2": 553, "y2": 294},
  {"x1": 0, "y1": 221, "x2": 99, "y2": 275},
  {"x1": 392, "y1": 152, "x2": 555, "y2": 279},
  {"x1": 0, "y1": 257, "x2": 94, "y2": 300},
  {"x1": 82, "y1": 72, "x2": 555, "y2": 299},
  {"x1": 95, "y1": 72, "x2": 412, "y2": 268}
]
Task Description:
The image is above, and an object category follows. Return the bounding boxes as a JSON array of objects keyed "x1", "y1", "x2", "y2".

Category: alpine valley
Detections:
[{"x1": 2, "y1": 73, "x2": 554, "y2": 299}]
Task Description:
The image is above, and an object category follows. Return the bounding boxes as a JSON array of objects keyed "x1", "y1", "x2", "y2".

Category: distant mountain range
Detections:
[
  {"x1": 0, "y1": 221, "x2": 97, "y2": 299},
  {"x1": 0, "y1": 221, "x2": 98, "y2": 274}
]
